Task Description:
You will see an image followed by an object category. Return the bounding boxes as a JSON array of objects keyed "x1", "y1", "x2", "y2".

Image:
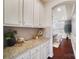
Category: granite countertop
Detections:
[{"x1": 4, "y1": 38, "x2": 49, "y2": 59}]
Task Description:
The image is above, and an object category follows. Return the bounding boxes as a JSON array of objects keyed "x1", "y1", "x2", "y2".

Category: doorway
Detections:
[{"x1": 51, "y1": 1, "x2": 76, "y2": 59}]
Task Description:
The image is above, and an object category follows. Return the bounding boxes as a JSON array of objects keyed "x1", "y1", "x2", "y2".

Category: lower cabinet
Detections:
[
  {"x1": 41, "y1": 41, "x2": 49, "y2": 59},
  {"x1": 15, "y1": 41, "x2": 49, "y2": 59},
  {"x1": 31, "y1": 52, "x2": 40, "y2": 59},
  {"x1": 31, "y1": 46, "x2": 41, "y2": 59},
  {"x1": 41, "y1": 46, "x2": 47, "y2": 59},
  {"x1": 15, "y1": 51, "x2": 30, "y2": 59}
]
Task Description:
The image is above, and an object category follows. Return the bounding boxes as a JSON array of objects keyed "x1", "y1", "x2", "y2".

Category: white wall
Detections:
[
  {"x1": 71, "y1": 12, "x2": 76, "y2": 56},
  {"x1": 72, "y1": 13, "x2": 76, "y2": 36}
]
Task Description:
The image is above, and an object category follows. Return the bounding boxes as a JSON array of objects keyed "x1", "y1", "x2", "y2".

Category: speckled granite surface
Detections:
[{"x1": 4, "y1": 38, "x2": 49, "y2": 59}]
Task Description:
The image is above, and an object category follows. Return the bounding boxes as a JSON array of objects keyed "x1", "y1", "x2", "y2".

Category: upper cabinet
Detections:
[
  {"x1": 23, "y1": 0, "x2": 33, "y2": 27},
  {"x1": 33, "y1": 0, "x2": 40, "y2": 27},
  {"x1": 4, "y1": 0, "x2": 48, "y2": 28},
  {"x1": 39, "y1": 2, "x2": 45, "y2": 27},
  {"x1": 4, "y1": 0, "x2": 21, "y2": 26},
  {"x1": 33, "y1": 0, "x2": 47, "y2": 27}
]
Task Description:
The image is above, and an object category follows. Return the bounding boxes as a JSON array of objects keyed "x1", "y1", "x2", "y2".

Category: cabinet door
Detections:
[
  {"x1": 31, "y1": 46, "x2": 41, "y2": 59},
  {"x1": 15, "y1": 55, "x2": 23, "y2": 59},
  {"x1": 39, "y1": 2, "x2": 45, "y2": 27},
  {"x1": 33, "y1": 0, "x2": 40, "y2": 27},
  {"x1": 41, "y1": 46, "x2": 47, "y2": 59},
  {"x1": 23, "y1": 51, "x2": 31, "y2": 59},
  {"x1": 15, "y1": 51, "x2": 30, "y2": 59},
  {"x1": 31, "y1": 52, "x2": 40, "y2": 59},
  {"x1": 41, "y1": 41, "x2": 49, "y2": 59},
  {"x1": 23, "y1": 0, "x2": 33, "y2": 27},
  {"x1": 4, "y1": 0, "x2": 21, "y2": 25}
]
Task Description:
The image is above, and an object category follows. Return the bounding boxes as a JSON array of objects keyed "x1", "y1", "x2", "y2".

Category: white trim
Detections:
[{"x1": 71, "y1": 34, "x2": 76, "y2": 57}]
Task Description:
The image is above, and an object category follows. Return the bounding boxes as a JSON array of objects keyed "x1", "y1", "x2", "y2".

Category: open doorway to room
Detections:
[{"x1": 51, "y1": 1, "x2": 76, "y2": 59}]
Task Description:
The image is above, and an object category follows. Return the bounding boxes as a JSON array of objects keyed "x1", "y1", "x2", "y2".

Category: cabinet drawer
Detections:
[{"x1": 31, "y1": 46, "x2": 40, "y2": 54}]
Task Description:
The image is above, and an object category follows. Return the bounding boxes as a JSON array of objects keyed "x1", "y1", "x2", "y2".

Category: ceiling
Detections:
[{"x1": 52, "y1": 1, "x2": 75, "y2": 20}]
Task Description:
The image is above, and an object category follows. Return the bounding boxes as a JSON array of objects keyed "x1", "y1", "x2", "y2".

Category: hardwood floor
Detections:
[{"x1": 48, "y1": 39, "x2": 75, "y2": 59}]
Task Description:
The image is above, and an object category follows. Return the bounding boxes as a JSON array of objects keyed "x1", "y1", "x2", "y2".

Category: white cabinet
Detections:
[
  {"x1": 13, "y1": 40, "x2": 49, "y2": 59},
  {"x1": 39, "y1": 2, "x2": 45, "y2": 27},
  {"x1": 41, "y1": 41, "x2": 49, "y2": 59},
  {"x1": 4, "y1": 0, "x2": 21, "y2": 26},
  {"x1": 4, "y1": 0, "x2": 47, "y2": 28},
  {"x1": 41, "y1": 46, "x2": 47, "y2": 59},
  {"x1": 31, "y1": 46, "x2": 41, "y2": 59},
  {"x1": 23, "y1": 51, "x2": 31, "y2": 59},
  {"x1": 23, "y1": 0, "x2": 33, "y2": 27},
  {"x1": 33, "y1": 0, "x2": 47, "y2": 28},
  {"x1": 23, "y1": 0, "x2": 47, "y2": 27},
  {"x1": 33, "y1": 0, "x2": 40, "y2": 27},
  {"x1": 30, "y1": 41, "x2": 49, "y2": 59},
  {"x1": 31, "y1": 52, "x2": 40, "y2": 59},
  {"x1": 15, "y1": 51, "x2": 30, "y2": 59}
]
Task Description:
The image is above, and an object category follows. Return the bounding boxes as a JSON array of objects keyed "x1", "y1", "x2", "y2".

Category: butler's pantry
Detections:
[{"x1": 3, "y1": 0, "x2": 76, "y2": 59}]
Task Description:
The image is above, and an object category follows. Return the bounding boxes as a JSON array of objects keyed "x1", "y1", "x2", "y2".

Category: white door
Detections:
[
  {"x1": 4, "y1": 0, "x2": 21, "y2": 25},
  {"x1": 33, "y1": 0, "x2": 40, "y2": 27},
  {"x1": 23, "y1": 0, "x2": 33, "y2": 27}
]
